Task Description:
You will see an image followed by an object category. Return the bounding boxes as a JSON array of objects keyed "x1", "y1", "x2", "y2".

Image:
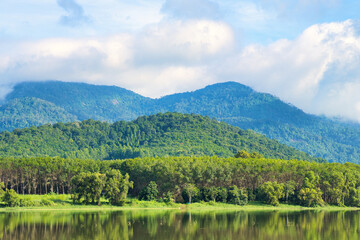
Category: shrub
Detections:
[
  {"x1": 216, "y1": 187, "x2": 228, "y2": 203},
  {"x1": 227, "y1": 186, "x2": 248, "y2": 205},
  {"x1": 3, "y1": 189, "x2": 20, "y2": 207},
  {"x1": 105, "y1": 170, "x2": 133, "y2": 206},
  {"x1": 139, "y1": 181, "x2": 158, "y2": 201},
  {"x1": 201, "y1": 187, "x2": 219, "y2": 202},
  {"x1": 40, "y1": 199, "x2": 54, "y2": 206},
  {"x1": 162, "y1": 191, "x2": 174, "y2": 203},
  {"x1": 259, "y1": 181, "x2": 285, "y2": 206},
  {"x1": 19, "y1": 198, "x2": 37, "y2": 207}
]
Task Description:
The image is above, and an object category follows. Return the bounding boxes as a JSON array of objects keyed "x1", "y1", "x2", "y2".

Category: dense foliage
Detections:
[
  {"x1": 1, "y1": 81, "x2": 360, "y2": 163},
  {"x1": 157, "y1": 82, "x2": 360, "y2": 163},
  {"x1": 0, "y1": 113, "x2": 319, "y2": 161},
  {"x1": 1, "y1": 156, "x2": 360, "y2": 207},
  {"x1": 3, "y1": 81, "x2": 153, "y2": 124},
  {"x1": 71, "y1": 170, "x2": 132, "y2": 205},
  {"x1": 0, "y1": 97, "x2": 77, "y2": 132}
]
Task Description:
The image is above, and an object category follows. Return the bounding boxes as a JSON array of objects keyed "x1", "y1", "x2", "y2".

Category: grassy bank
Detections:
[{"x1": 1, "y1": 194, "x2": 359, "y2": 212}]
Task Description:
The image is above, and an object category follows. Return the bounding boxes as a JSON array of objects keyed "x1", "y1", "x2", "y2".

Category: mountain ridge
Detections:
[{"x1": 1, "y1": 80, "x2": 360, "y2": 163}]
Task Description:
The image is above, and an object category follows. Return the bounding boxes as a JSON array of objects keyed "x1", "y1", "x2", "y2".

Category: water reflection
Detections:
[{"x1": 1, "y1": 210, "x2": 359, "y2": 240}]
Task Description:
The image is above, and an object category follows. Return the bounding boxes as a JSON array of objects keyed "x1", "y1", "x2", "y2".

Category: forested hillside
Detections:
[
  {"x1": 157, "y1": 82, "x2": 360, "y2": 163},
  {"x1": 0, "y1": 97, "x2": 77, "y2": 130},
  {"x1": 4, "y1": 81, "x2": 154, "y2": 122},
  {"x1": 1, "y1": 81, "x2": 360, "y2": 163},
  {"x1": 0, "y1": 113, "x2": 320, "y2": 162}
]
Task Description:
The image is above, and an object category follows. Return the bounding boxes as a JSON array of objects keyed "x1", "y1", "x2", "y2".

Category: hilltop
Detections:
[{"x1": 0, "y1": 112, "x2": 320, "y2": 161}]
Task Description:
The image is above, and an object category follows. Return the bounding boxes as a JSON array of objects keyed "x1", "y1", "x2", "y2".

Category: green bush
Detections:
[
  {"x1": 227, "y1": 186, "x2": 248, "y2": 205},
  {"x1": 201, "y1": 187, "x2": 219, "y2": 202},
  {"x1": 162, "y1": 191, "x2": 174, "y2": 203},
  {"x1": 40, "y1": 199, "x2": 54, "y2": 206},
  {"x1": 3, "y1": 189, "x2": 20, "y2": 207},
  {"x1": 19, "y1": 198, "x2": 37, "y2": 207},
  {"x1": 216, "y1": 187, "x2": 228, "y2": 203},
  {"x1": 139, "y1": 181, "x2": 158, "y2": 201},
  {"x1": 259, "y1": 181, "x2": 285, "y2": 206}
]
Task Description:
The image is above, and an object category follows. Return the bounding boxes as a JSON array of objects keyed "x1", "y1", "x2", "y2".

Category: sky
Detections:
[{"x1": 1, "y1": 0, "x2": 360, "y2": 122}]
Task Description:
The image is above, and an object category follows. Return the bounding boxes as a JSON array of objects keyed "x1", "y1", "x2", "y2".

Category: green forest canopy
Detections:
[
  {"x1": 0, "y1": 113, "x2": 321, "y2": 162},
  {"x1": 1, "y1": 155, "x2": 359, "y2": 207}
]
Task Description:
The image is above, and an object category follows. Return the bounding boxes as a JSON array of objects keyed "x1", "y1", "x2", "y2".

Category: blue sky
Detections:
[{"x1": 1, "y1": 0, "x2": 360, "y2": 122}]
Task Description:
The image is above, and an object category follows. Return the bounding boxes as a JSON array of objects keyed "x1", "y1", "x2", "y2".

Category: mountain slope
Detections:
[
  {"x1": 1, "y1": 80, "x2": 360, "y2": 163},
  {"x1": 5, "y1": 81, "x2": 154, "y2": 121},
  {"x1": 157, "y1": 82, "x2": 360, "y2": 163},
  {"x1": 0, "y1": 97, "x2": 78, "y2": 132},
  {"x1": 0, "y1": 112, "x2": 320, "y2": 161}
]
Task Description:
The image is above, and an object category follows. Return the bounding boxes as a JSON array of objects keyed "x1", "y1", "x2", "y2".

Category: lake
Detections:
[{"x1": 1, "y1": 209, "x2": 359, "y2": 239}]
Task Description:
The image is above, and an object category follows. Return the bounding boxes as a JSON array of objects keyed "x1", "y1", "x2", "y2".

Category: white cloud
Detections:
[
  {"x1": 0, "y1": 19, "x2": 232, "y2": 98},
  {"x1": 1, "y1": 15, "x2": 360, "y2": 123},
  {"x1": 135, "y1": 20, "x2": 234, "y2": 64},
  {"x1": 119, "y1": 66, "x2": 214, "y2": 97},
  {"x1": 222, "y1": 20, "x2": 360, "y2": 121}
]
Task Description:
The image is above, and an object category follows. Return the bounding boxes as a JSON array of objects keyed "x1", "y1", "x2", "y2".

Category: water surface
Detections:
[{"x1": 1, "y1": 209, "x2": 359, "y2": 239}]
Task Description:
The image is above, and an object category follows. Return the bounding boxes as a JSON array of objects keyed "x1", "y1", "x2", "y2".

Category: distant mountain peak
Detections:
[{"x1": 1, "y1": 80, "x2": 360, "y2": 163}]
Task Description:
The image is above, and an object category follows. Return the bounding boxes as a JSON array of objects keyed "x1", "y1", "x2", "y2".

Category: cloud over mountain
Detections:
[
  {"x1": 223, "y1": 20, "x2": 360, "y2": 122},
  {"x1": 1, "y1": 3, "x2": 360, "y2": 123}
]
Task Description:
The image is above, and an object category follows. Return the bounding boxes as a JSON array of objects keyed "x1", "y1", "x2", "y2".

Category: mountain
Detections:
[
  {"x1": 157, "y1": 82, "x2": 360, "y2": 163},
  {"x1": 0, "y1": 112, "x2": 320, "y2": 161},
  {"x1": 1, "y1": 80, "x2": 360, "y2": 163},
  {"x1": 5, "y1": 81, "x2": 155, "y2": 122},
  {"x1": 0, "y1": 97, "x2": 78, "y2": 130}
]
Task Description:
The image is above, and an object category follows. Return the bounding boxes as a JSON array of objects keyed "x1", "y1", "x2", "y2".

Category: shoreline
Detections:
[{"x1": 1, "y1": 201, "x2": 359, "y2": 213}]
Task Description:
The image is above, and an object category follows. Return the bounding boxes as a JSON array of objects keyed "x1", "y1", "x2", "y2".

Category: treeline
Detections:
[
  {"x1": 0, "y1": 113, "x2": 321, "y2": 162},
  {"x1": 1, "y1": 155, "x2": 360, "y2": 207}
]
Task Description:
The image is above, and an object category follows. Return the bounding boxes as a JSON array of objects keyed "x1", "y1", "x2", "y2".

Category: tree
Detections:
[
  {"x1": 250, "y1": 152, "x2": 264, "y2": 159},
  {"x1": 183, "y1": 183, "x2": 199, "y2": 204},
  {"x1": 0, "y1": 182, "x2": 4, "y2": 197},
  {"x1": 216, "y1": 187, "x2": 228, "y2": 203},
  {"x1": 235, "y1": 150, "x2": 251, "y2": 159},
  {"x1": 104, "y1": 170, "x2": 133, "y2": 206},
  {"x1": 162, "y1": 191, "x2": 174, "y2": 203},
  {"x1": 259, "y1": 181, "x2": 284, "y2": 206},
  {"x1": 345, "y1": 187, "x2": 360, "y2": 207},
  {"x1": 3, "y1": 189, "x2": 20, "y2": 207},
  {"x1": 71, "y1": 172, "x2": 106, "y2": 205},
  {"x1": 202, "y1": 187, "x2": 219, "y2": 202},
  {"x1": 139, "y1": 181, "x2": 158, "y2": 201},
  {"x1": 298, "y1": 171, "x2": 324, "y2": 207},
  {"x1": 227, "y1": 185, "x2": 248, "y2": 205},
  {"x1": 283, "y1": 180, "x2": 296, "y2": 203},
  {"x1": 298, "y1": 188, "x2": 324, "y2": 207}
]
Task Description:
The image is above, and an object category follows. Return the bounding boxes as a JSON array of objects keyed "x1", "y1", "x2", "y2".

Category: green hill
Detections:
[
  {"x1": 157, "y1": 82, "x2": 360, "y2": 163},
  {"x1": 4, "y1": 81, "x2": 155, "y2": 122},
  {"x1": 0, "y1": 112, "x2": 320, "y2": 162},
  {"x1": 0, "y1": 97, "x2": 78, "y2": 131},
  {"x1": 1, "y1": 81, "x2": 360, "y2": 163}
]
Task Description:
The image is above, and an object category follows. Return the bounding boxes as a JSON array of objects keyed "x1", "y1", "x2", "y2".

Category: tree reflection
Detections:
[{"x1": 0, "y1": 210, "x2": 359, "y2": 239}]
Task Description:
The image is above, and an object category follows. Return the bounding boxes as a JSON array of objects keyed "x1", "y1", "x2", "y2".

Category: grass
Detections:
[{"x1": 0, "y1": 194, "x2": 359, "y2": 212}]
